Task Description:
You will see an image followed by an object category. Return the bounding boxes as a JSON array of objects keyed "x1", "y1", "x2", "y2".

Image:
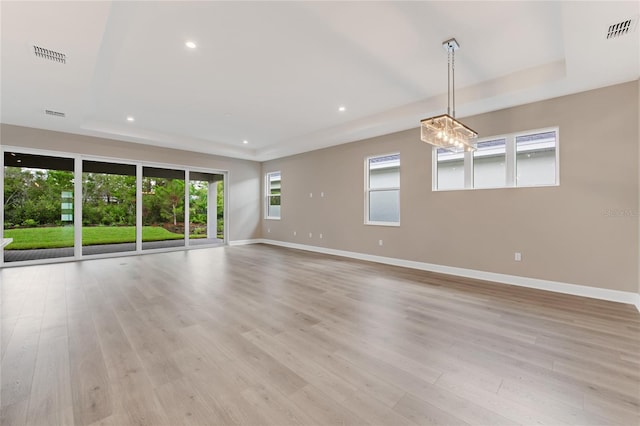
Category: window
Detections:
[
  {"x1": 366, "y1": 154, "x2": 400, "y2": 225},
  {"x1": 433, "y1": 128, "x2": 558, "y2": 190},
  {"x1": 516, "y1": 131, "x2": 557, "y2": 186},
  {"x1": 473, "y1": 138, "x2": 506, "y2": 189},
  {"x1": 265, "y1": 171, "x2": 281, "y2": 219},
  {"x1": 436, "y1": 149, "x2": 465, "y2": 190}
]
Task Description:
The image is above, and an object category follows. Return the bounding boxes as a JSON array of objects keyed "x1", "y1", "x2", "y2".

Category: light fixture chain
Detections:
[
  {"x1": 452, "y1": 46, "x2": 456, "y2": 118},
  {"x1": 447, "y1": 49, "x2": 451, "y2": 116}
]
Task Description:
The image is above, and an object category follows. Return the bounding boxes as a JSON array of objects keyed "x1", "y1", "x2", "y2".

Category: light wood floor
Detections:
[{"x1": 1, "y1": 244, "x2": 639, "y2": 426}]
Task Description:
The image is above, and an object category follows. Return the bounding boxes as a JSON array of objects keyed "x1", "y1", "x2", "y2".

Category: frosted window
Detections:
[
  {"x1": 369, "y1": 190, "x2": 399, "y2": 223},
  {"x1": 268, "y1": 204, "x2": 280, "y2": 218}
]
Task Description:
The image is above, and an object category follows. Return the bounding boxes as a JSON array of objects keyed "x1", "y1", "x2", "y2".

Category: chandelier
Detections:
[{"x1": 420, "y1": 38, "x2": 478, "y2": 152}]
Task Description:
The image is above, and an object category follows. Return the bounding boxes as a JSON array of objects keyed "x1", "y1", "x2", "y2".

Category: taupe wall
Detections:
[
  {"x1": 0, "y1": 124, "x2": 262, "y2": 242},
  {"x1": 2, "y1": 82, "x2": 637, "y2": 294},
  {"x1": 262, "y1": 81, "x2": 640, "y2": 293}
]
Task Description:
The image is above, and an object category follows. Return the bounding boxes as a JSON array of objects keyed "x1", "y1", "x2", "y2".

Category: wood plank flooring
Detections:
[{"x1": 1, "y1": 244, "x2": 639, "y2": 425}]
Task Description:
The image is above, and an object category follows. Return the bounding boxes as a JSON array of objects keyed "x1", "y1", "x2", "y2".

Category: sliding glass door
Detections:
[
  {"x1": 189, "y1": 171, "x2": 224, "y2": 245},
  {"x1": 2, "y1": 149, "x2": 226, "y2": 265},
  {"x1": 3, "y1": 152, "x2": 75, "y2": 262},
  {"x1": 82, "y1": 160, "x2": 137, "y2": 255},
  {"x1": 142, "y1": 166, "x2": 186, "y2": 250}
]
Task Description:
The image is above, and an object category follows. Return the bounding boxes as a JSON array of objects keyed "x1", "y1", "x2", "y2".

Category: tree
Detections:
[
  {"x1": 217, "y1": 180, "x2": 224, "y2": 220},
  {"x1": 4, "y1": 165, "x2": 219, "y2": 234},
  {"x1": 154, "y1": 178, "x2": 185, "y2": 226},
  {"x1": 4, "y1": 167, "x2": 30, "y2": 226},
  {"x1": 189, "y1": 181, "x2": 208, "y2": 224},
  {"x1": 4, "y1": 167, "x2": 73, "y2": 227},
  {"x1": 83, "y1": 173, "x2": 136, "y2": 226}
]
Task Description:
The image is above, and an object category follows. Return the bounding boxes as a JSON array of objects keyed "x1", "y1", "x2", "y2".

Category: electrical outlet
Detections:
[
  {"x1": 319, "y1": 233, "x2": 323, "y2": 239},
  {"x1": 309, "y1": 232, "x2": 313, "y2": 238},
  {"x1": 321, "y1": 192, "x2": 324, "y2": 197},
  {"x1": 293, "y1": 231, "x2": 296, "y2": 236},
  {"x1": 267, "y1": 228, "x2": 271, "y2": 233},
  {"x1": 379, "y1": 239, "x2": 383, "y2": 246},
  {"x1": 309, "y1": 192, "x2": 313, "y2": 198},
  {"x1": 515, "y1": 252, "x2": 522, "y2": 261}
]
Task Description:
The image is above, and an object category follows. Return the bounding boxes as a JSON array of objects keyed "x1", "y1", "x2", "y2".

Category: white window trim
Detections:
[
  {"x1": 433, "y1": 126, "x2": 559, "y2": 192},
  {"x1": 365, "y1": 153, "x2": 400, "y2": 227},
  {"x1": 265, "y1": 171, "x2": 281, "y2": 220}
]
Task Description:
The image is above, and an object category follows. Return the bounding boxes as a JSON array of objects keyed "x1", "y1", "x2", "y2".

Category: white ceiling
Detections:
[{"x1": 1, "y1": 1, "x2": 638, "y2": 161}]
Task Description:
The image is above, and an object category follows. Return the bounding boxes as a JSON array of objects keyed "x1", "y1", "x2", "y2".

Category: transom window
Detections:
[{"x1": 434, "y1": 128, "x2": 558, "y2": 191}]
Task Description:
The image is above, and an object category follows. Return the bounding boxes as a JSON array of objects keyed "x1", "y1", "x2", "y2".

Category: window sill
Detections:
[
  {"x1": 433, "y1": 183, "x2": 559, "y2": 192},
  {"x1": 365, "y1": 221, "x2": 400, "y2": 227}
]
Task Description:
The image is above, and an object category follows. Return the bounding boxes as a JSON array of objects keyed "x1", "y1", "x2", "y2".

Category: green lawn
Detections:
[{"x1": 2, "y1": 226, "x2": 205, "y2": 250}]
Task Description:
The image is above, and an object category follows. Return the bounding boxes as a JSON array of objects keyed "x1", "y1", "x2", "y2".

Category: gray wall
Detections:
[
  {"x1": 262, "y1": 81, "x2": 639, "y2": 293},
  {"x1": 0, "y1": 124, "x2": 262, "y2": 242}
]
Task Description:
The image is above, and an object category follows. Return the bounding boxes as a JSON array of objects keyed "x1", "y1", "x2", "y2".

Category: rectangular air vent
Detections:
[
  {"x1": 606, "y1": 17, "x2": 637, "y2": 39},
  {"x1": 45, "y1": 109, "x2": 66, "y2": 118},
  {"x1": 33, "y1": 45, "x2": 66, "y2": 63}
]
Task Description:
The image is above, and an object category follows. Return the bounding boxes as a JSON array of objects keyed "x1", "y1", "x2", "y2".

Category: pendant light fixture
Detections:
[{"x1": 420, "y1": 38, "x2": 478, "y2": 152}]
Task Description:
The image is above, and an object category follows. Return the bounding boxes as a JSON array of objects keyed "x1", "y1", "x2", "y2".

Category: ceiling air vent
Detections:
[
  {"x1": 45, "y1": 109, "x2": 66, "y2": 118},
  {"x1": 33, "y1": 45, "x2": 66, "y2": 63},
  {"x1": 606, "y1": 17, "x2": 637, "y2": 39}
]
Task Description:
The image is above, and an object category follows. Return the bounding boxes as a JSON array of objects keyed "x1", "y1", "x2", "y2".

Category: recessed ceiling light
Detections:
[
  {"x1": 126, "y1": 116, "x2": 135, "y2": 122},
  {"x1": 243, "y1": 140, "x2": 249, "y2": 144},
  {"x1": 185, "y1": 41, "x2": 197, "y2": 49},
  {"x1": 338, "y1": 106, "x2": 346, "y2": 112}
]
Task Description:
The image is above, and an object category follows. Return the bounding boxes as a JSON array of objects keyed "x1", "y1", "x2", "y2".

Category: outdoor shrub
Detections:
[
  {"x1": 101, "y1": 215, "x2": 115, "y2": 226},
  {"x1": 21, "y1": 218, "x2": 38, "y2": 227}
]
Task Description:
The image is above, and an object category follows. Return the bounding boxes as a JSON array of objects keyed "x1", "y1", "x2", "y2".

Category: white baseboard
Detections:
[
  {"x1": 228, "y1": 239, "x2": 262, "y2": 246},
  {"x1": 253, "y1": 239, "x2": 640, "y2": 313}
]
